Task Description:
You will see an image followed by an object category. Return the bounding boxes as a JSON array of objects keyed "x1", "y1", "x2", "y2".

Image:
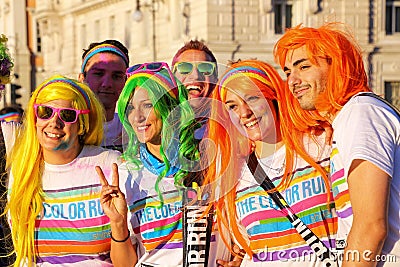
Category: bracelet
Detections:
[{"x1": 110, "y1": 230, "x2": 130, "y2": 242}]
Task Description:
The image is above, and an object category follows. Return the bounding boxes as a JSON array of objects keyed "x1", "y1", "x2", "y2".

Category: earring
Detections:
[
  {"x1": 78, "y1": 123, "x2": 86, "y2": 144},
  {"x1": 78, "y1": 133, "x2": 86, "y2": 144},
  {"x1": 250, "y1": 141, "x2": 256, "y2": 152}
]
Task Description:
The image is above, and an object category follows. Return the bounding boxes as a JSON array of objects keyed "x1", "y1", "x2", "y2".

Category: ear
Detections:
[
  {"x1": 210, "y1": 73, "x2": 218, "y2": 84},
  {"x1": 78, "y1": 72, "x2": 85, "y2": 82}
]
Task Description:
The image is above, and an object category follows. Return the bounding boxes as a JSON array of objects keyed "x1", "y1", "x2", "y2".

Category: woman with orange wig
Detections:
[{"x1": 202, "y1": 59, "x2": 337, "y2": 266}]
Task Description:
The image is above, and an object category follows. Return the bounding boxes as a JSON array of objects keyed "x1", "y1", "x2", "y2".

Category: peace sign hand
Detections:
[{"x1": 96, "y1": 163, "x2": 128, "y2": 223}]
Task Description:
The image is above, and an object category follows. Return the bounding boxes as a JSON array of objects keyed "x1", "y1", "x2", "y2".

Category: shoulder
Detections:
[
  {"x1": 333, "y1": 93, "x2": 400, "y2": 132},
  {"x1": 83, "y1": 145, "x2": 121, "y2": 156},
  {"x1": 331, "y1": 93, "x2": 399, "y2": 175},
  {"x1": 105, "y1": 113, "x2": 123, "y2": 127},
  {"x1": 1, "y1": 121, "x2": 21, "y2": 153},
  {"x1": 81, "y1": 145, "x2": 122, "y2": 164},
  {"x1": 341, "y1": 93, "x2": 399, "y2": 119}
]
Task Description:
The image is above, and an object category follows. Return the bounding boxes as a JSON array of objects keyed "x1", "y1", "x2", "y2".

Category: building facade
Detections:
[{"x1": 1, "y1": 0, "x2": 400, "y2": 108}]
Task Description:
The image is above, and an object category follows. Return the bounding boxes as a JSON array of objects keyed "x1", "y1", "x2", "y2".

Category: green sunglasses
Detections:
[{"x1": 173, "y1": 61, "x2": 216, "y2": 76}]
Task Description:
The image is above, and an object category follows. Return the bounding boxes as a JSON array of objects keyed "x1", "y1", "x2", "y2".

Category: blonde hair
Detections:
[{"x1": 6, "y1": 75, "x2": 105, "y2": 266}]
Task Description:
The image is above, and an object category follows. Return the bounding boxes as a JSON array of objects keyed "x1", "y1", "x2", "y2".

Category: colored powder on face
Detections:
[{"x1": 53, "y1": 141, "x2": 69, "y2": 151}]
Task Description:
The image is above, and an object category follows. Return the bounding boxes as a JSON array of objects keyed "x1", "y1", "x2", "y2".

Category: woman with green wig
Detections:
[
  {"x1": 3, "y1": 75, "x2": 122, "y2": 266},
  {"x1": 96, "y1": 62, "x2": 231, "y2": 267}
]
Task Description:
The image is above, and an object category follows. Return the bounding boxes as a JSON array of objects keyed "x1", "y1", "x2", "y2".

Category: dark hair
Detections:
[
  {"x1": 171, "y1": 39, "x2": 217, "y2": 68},
  {"x1": 82, "y1": 39, "x2": 129, "y2": 65},
  {"x1": 0, "y1": 105, "x2": 24, "y2": 116}
]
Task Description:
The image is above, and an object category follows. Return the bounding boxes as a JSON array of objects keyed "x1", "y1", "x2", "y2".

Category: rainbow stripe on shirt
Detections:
[
  {"x1": 129, "y1": 190, "x2": 184, "y2": 251},
  {"x1": 34, "y1": 184, "x2": 111, "y2": 264},
  {"x1": 330, "y1": 147, "x2": 352, "y2": 220},
  {"x1": 330, "y1": 146, "x2": 353, "y2": 252},
  {"x1": 236, "y1": 157, "x2": 337, "y2": 262}
]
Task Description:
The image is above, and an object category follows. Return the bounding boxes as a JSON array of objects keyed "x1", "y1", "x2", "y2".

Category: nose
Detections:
[
  {"x1": 101, "y1": 75, "x2": 113, "y2": 88},
  {"x1": 48, "y1": 111, "x2": 64, "y2": 127},
  {"x1": 287, "y1": 70, "x2": 301, "y2": 89},
  {"x1": 238, "y1": 103, "x2": 253, "y2": 119},
  {"x1": 187, "y1": 66, "x2": 204, "y2": 81},
  {"x1": 131, "y1": 107, "x2": 145, "y2": 123}
]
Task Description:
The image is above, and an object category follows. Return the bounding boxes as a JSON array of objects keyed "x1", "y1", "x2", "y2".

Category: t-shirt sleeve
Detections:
[
  {"x1": 1, "y1": 121, "x2": 20, "y2": 154},
  {"x1": 333, "y1": 98, "x2": 399, "y2": 177}
]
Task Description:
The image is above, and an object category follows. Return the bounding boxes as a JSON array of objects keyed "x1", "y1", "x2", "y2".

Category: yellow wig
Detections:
[{"x1": 6, "y1": 75, "x2": 105, "y2": 266}]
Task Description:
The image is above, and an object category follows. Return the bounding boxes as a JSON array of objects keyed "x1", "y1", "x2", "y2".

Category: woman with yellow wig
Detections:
[
  {"x1": 4, "y1": 75, "x2": 122, "y2": 266},
  {"x1": 203, "y1": 59, "x2": 337, "y2": 266}
]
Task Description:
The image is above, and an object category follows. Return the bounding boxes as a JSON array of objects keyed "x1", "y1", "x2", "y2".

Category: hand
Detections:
[
  {"x1": 96, "y1": 163, "x2": 128, "y2": 223},
  {"x1": 216, "y1": 244, "x2": 244, "y2": 266},
  {"x1": 216, "y1": 257, "x2": 242, "y2": 267}
]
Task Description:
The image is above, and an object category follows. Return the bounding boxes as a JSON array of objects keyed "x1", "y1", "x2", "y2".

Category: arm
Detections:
[
  {"x1": 343, "y1": 159, "x2": 390, "y2": 267},
  {"x1": 96, "y1": 163, "x2": 138, "y2": 267}
]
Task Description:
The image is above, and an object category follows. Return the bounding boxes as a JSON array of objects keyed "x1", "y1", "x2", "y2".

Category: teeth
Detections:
[
  {"x1": 245, "y1": 120, "x2": 258, "y2": 128},
  {"x1": 294, "y1": 87, "x2": 307, "y2": 96},
  {"x1": 187, "y1": 85, "x2": 201, "y2": 91},
  {"x1": 137, "y1": 126, "x2": 148, "y2": 131},
  {"x1": 47, "y1": 132, "x2": 62, "y2": 138}
]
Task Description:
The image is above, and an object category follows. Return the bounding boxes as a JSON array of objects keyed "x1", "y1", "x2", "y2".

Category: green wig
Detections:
[{"x1": 118, "y1": 67, "x2": 200, "y2": 199}]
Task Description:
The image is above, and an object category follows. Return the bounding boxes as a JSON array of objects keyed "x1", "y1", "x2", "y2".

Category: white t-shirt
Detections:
[
  {"x1": 119, "y1": 162, "x2": 230, "y2": 267},
  {"x1": 235, "y1": 135, "x2": 337, "y2": 267},
  {"x1": 331, "y1": 93, "x2": 400, "y2": 266},
  {"x1": 7, "y1": 143, "x2": 121, "y2": 266},
  {"x1": 102, "y1": 113, "x2": 128, "y2": 151}
]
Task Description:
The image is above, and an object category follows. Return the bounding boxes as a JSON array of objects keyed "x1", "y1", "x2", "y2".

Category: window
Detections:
[
  {"x1": 94, "y1": 20, "x2": 100, "y2": 41},
  {"x1": 124, "y1": 11, "x2": 131, "y2": 48},
  {"x1": 36, "y1": 22, "x2": 42, "y2": 53},
  {"x1": 274, "y1": 0, "x2": 292, "y2": 34},
  {"x1": 109, "y1": 15, "x2": 115, "y2": 38},
  {"x1": 81, "y1": 24, "x2": 87, "y2": 50},
  {"x1": 386, "y1": 0, "x2": 400, "y2": 34},
  {"x1": 385, "y1": 81, "x2": 400, "y2": 110}
]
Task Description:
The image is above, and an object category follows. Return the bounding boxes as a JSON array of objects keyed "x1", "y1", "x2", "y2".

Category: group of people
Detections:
[{"x1": 0, "y1": 21, "x2": 398, "y2": 267}]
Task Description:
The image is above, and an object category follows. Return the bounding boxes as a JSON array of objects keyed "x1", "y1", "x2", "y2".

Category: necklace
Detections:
[{"x1": 260, "y1": 158, "x2": 286, "y2": 174}]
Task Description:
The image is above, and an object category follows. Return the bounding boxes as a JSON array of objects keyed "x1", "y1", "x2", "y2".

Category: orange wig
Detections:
[{"x1": 274, "y1": 22, "x2": 371, "y2": 117}]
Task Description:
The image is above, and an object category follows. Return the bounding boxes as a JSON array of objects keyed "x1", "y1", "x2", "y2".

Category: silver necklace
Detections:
[{"x1": 260, "y1": 158, "x2": 286, "y2": 174}]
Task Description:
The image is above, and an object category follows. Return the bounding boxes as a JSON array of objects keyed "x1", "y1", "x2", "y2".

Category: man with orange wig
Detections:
[{"x1": 274, "y1": 22, "x2": 400, "y2": 266}]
